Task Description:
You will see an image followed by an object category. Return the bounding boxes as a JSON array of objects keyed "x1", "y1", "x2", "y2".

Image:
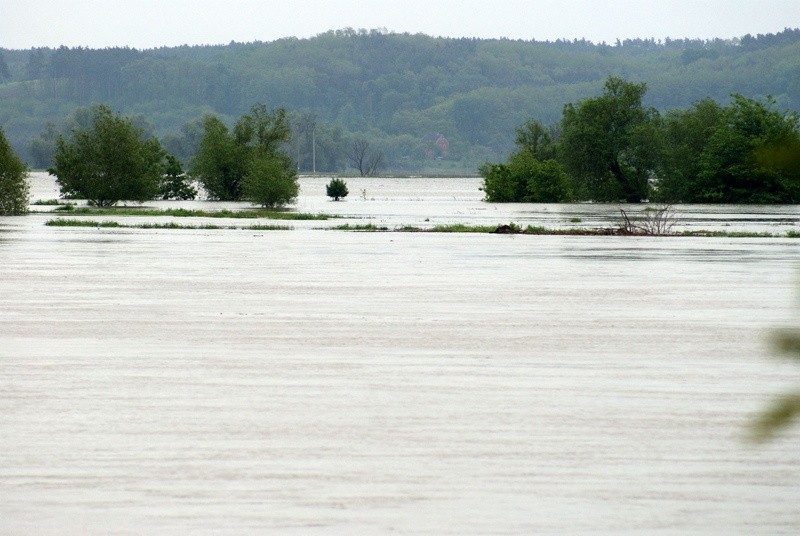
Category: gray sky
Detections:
[{"x1": 1, "y1": 0, "x2": 798, "y2": 49}]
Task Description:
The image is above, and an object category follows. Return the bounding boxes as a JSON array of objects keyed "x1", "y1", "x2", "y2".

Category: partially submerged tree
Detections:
[
  {"x1": 326, "y1": 178, "x2": 349, "y2": 201},
  {"x1": 0, "y1": 127, "x2": 29, "y2": 215},
  {"x1": 49, "y1": 105, "x2": 164, "y2": 206},
  {"x1": 190, "y1": 104, "x2": 298, "y2": 207},
  {"x1": 480, "y1": 118, "x2": 571, "y2": 203},
  {"x1": 560, "y1": 76, "x2": 661, "y2": 202},
  {"x1": 480, "y1": 151, "x2": 571, "y2": 203},
  {"x1": 189, "y1": 116, "x2": 247, "y2": 200},
  {"x1": 159, "y1": 154, "x2": 197, "y2": 200},
  {"x1": 654, "y1": 98, "x2": 725, "y2": 202},
  {"x1": 695, "y1": 95, "x2": 800, "y2": 203},
  {"x1": 242, "y1": 152, "x2": 298, "y2": 208}
]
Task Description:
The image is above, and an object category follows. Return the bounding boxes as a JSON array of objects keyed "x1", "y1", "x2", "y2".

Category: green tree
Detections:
[
  {"x1": 191, "y1": 104, "x2": 297, "y2": 205},
  {"x1": 695, "y1": 95, "x2": 800, "y2": 203},
  {"x1": 159, "y1": 154, "x2": 197, "y2": 200},
  {"x1": 480, "y1": 150, "x2": 571, "y2": 203},
  {"x1": 49, "y1": 105, "x2": 165, "y2": 207},
  {"x1": 0, "y1": 128, "x2": 29, "y2": 215},
  {"x1": 189, "y1": 116, "x2": 246, "y2": 200},
  {"x1": 326, "y1": 178, "x2": 349, "y2": 201},
  {"x1": 514, "y1": 119, "x2": 557, "y2": 160},
  {"x1": 243, "y1": 153, "x2": 298, "y2": 208},
  {"x1": 655, "y1": 98, "x2": 724, "y2": 202},
  {"x1": 560, "y1": 76, "x2": 661, "y2": 202}
]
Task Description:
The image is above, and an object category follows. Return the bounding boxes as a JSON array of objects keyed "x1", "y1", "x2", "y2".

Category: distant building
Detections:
[{"x1": 420, "y1": 133, "x2": 449, "y2": 158}]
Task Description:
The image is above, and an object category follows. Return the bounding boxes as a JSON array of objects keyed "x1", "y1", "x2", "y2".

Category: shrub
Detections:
[
  {"x1": 326, "y1": 178, "x2": 349, "y2": 201},
  {"x1": 480, "y1": 151, "x2": 572, "y2": 203},
  {"x1": 242, "y1": 153, "x2": 299, "y2": 208}
]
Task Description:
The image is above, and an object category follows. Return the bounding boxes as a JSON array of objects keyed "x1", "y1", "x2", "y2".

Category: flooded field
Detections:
[{"x1": 1, "y1": 173, "x2": 800, "y2": 533}]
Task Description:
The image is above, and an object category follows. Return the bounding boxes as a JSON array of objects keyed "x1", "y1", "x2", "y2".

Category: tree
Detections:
[
  {"x1": 0, "y1": 52, "x2": 10, "y2": 82},
  {"x1": 189, "y1": 116, "x2": 245, "y2": 200},
  {"x1": 560, "y1": 76, "x2": 661, "y2": 202},
  {"x1": 480, "y1": 116, "x2": 571, "y2": 203},
  {"x1": 480, "y1": 150, "x2": 571, "y2": 203},
  {"x1": 25, "y1": 48, "x2": 47, "y2": 80},
  {"x1": 159, "y1": 154, "x2": 197, "y2": 200},
  {"x1": 654, "y1": 99, "x2": 724, "y2": 202},
  {"x1": 49, "y1": 105, "x2": 165, "y2": 207},
  {"x1": 242, "y1": 152, "x2": 298, "y2": 208},
  {"x1": 0, "y1": 128, "x2": 29, "y2": 215},
  {"x1": 191, "y1": 104, "x2": 297, "y2": 206},
  {"x1": 514, "y1": 119, "x2": 557, "y2": 160},
  {"x1": 326, "y1": 178, "x2": 349, "y2": 201},
  {"x1": 695, "y1": 95, "x2": 800, "y2": 203},
  {"x1": 347, "y1": 139, "x2": 383, "y2": 176}
]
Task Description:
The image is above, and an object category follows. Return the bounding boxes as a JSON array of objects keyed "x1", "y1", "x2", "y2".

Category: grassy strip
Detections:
[
  {"x1": 44, "y1": 219, "x2": 800, "y2": 238},
  {"x1": 63, "y1": 206, "x2": 331, "y2": 220},
  {"x1": 399, "y1": 223, "x2": 800, "y2": 238},
  {"x1": 328, "y1": 223, "x2": 389, "y2": 231},
  {"x1": 32, "y1": 199, "x2": 74, "y2": 206},
  {"x1": 45, "y1": 219, "x2": 291, "y2": 230},
  {"x1": 46, "y1": 219, "x2": 121, "y2": 228}
]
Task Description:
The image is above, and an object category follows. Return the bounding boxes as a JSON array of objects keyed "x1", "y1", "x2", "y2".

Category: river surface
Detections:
[{"x1": 1, "y1": 173, "x2": 800, "y2": 534}]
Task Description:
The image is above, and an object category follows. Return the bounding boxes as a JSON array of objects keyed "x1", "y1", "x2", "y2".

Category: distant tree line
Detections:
[
  {"x1": 481, "y1": 77, "x2": 800, "y2": 203},
  {"x1": 1, "y1": 28, "x2": 799, "y2": 173}
]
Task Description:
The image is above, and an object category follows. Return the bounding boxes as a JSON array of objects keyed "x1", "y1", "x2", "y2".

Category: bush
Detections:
[
  {"x1": 326, "y1": 178, "x2": 349, "y2": 201},
  {"x1": 0, "y1": 127, "x2": 29, "y2": 215},
  {"x1": 242, "y1": 153, "x2": 299, "y2": 208},
  {"x1": 480, "y1": 151, "x2": 572, "y2": 203}
]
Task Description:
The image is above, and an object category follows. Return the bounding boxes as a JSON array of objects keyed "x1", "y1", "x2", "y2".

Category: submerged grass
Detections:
[
  {"x1": 46, "y1": 219, "x2": 121, "y2": 228},
  {"x1": 45, "y1": 218, "x2": 292, "y2": 231},
  {"x1": 44, "y1": 218, "x2": 800, "y2": 238},
  {"x1": 328, "y1": 223, "x2": 389, "y2": 231},
  {"x1": 64, "y1": 206, "x2": 332, "y2": 220},
  {"x1": 375, "y1": 223, "x2": 800, "y2": 238},
  {"x1": 32, "y1": 199, "x2": 73, "y2": 206}
]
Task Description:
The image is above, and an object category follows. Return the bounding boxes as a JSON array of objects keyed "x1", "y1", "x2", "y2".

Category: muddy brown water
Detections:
[{"x1": 1, "y1": 174, "x2": 799, "y2": 533}]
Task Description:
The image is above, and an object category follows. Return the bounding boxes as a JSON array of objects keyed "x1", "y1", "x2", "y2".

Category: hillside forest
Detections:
[{"x1": 1, "y1": 28, "x2": 799, "y2": 178}]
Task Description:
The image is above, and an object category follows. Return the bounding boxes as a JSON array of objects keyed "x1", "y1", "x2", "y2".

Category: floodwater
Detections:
[{"x1": 1, "y1": 173, "x2": 800, "y2": 534}]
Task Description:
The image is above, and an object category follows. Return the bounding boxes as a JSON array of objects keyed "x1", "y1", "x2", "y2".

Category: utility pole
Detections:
[{"x1": 312, "y1": 126, "x2": 316, "y2": 174}]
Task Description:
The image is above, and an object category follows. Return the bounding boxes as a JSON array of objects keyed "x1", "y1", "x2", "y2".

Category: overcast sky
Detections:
[{"x1": 1, "y1": 0, "x2": 798, "y2": 49}]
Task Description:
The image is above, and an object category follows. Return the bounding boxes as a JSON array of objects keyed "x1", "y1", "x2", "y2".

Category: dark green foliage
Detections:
[
  {"x1": 189, "y1": 116, "x2": 246, "y2": 200},
  {"x1": 560, "y1": 77, "x2": 661, "y2": 202},
  {"x1": 159, "y1": 154, "x2": 197, "y2": 200},
  {"x1": 514, "y1": 120, "x2": 557, "y2": 160},
  {"x1": 695, "y1": 96, "x2": 800, "y2": 203},
  {"x1": 49, "y1": 105, "x2": 165, "y2": 207},
  {"x1": 242, "y1": 152, "x2": 298, "y2": 208},
  {"x1": 656, "y1": 95, "x2": 800, "y2": 203},
  {"x1": 326, "y1": 178, "x2": 349, "y2": 201},
  {"x1": 0, "y1": 127, "x2": 29, "y2": 215},
  {"x1": 190, "y1": 104, "x2": 297, "y2": 206},
  {"x1": 655, "y1": 99, "x2": 725, "y2": 202},
  {"x1": 480, "y1": 116, "x2": 571, "y2": 203},
  {"x1": 481, "y1": 153, "x2": 572, "y2": 203}
]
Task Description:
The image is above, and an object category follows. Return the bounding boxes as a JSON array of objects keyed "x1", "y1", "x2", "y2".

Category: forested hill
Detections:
[{"x1": 1, "y1": 28, "x2": 799, "y2": 172}]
